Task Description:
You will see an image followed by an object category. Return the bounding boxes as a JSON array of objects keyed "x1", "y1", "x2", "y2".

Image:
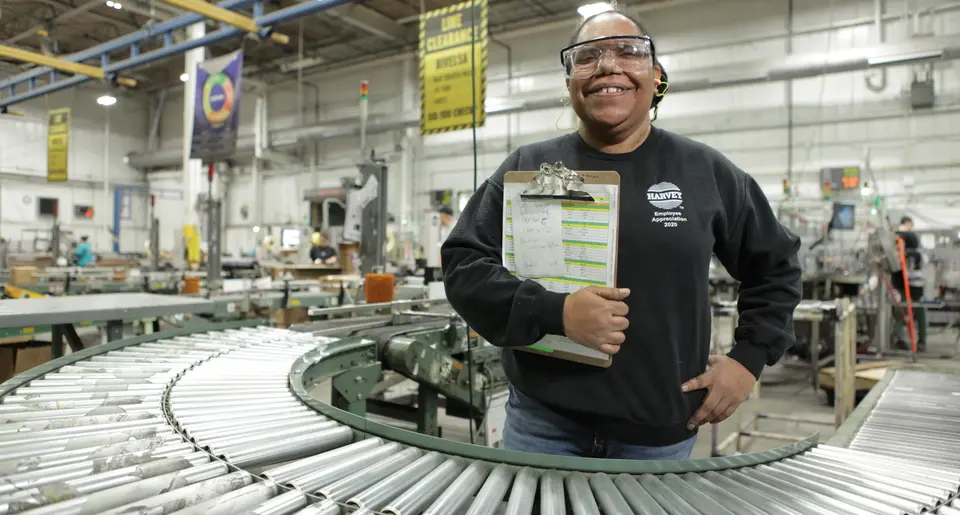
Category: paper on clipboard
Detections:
[
  {"x1": 512, "y1": 197, "x2": 564, "y2": 277},
  {"x1": 502, "y1": 170, "x2": 621, "y2": 367}
]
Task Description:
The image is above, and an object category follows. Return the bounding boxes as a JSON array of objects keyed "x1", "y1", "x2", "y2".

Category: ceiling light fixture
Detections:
[
  {"x1": 279, "y1": 56, "x2": 325, "y2": 73},
  {"x1": 97, "y1": 95, "x2": 117, "y2": 106},
  {"x1": 106, "y1": 0, "x2": 122, "y2": 8},
  {"x1": 180, "y1": 73, "x2": 189, "y2": 82},
  {"x1": 577, "y1": 2, "x2": 612, "y2": 18}
]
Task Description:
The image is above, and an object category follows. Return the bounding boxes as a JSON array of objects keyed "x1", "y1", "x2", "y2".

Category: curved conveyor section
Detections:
[{"x1": 0, "y1": 325, "x2": 957, "y2": 514}]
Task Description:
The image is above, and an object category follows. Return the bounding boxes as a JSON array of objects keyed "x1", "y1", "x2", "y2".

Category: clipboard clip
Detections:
[{"x1": 521, "y1": 162, "x2": 595, "y2": 202}]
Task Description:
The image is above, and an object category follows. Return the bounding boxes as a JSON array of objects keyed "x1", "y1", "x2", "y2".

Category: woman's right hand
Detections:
[{"x1": 562, "y1": 287, "x2": 630, "y2": 354}]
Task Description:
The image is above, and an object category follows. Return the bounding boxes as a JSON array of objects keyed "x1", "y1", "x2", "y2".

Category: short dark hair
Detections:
[
  {"x1": 900, "y1": 216, "x2": 913, "y2": 225},
  {"x1": 81, "y1": 236, "x2": 88, "y2": 242},
  {"x1": 438, "y1": 205, "x2": 454, "y2": 216},
  {"x1": 570, "y1": 4, "x2": 651, "y2": 45}
]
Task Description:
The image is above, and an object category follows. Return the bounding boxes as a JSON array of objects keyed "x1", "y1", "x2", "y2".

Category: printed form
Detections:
[{"x1": 501, "y1": 182, "x2": 620, "y2": 361}]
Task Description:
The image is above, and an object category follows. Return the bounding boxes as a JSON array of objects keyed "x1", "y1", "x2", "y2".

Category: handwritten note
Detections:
[{"x1": 513, "y1": 198, "x2": 564, "y2": 277}]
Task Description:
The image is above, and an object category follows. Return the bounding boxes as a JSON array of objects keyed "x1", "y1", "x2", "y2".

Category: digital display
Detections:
[
  {"x1": 821, "y1": 166, "x2": 861, "y2": 191},
  {"x1": 831, "y1": 203, "x2": 856, "y2": 230},
  {"x1": 38, "y1": 197, "x2": 58, "y2": 216},
  {"x1": 280, "y1": 228, "x2": 301, "y2": 249},
  {"x1": 74, "y1": 205, "x2": 94, "y2": 218}
]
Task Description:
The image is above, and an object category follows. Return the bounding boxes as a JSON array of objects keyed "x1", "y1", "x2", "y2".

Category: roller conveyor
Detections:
[{"x1": 0, "y1": 324, "x2": 958, "y2": 514}]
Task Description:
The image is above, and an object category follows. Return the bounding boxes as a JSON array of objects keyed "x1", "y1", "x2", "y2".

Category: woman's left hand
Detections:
[{"x1": 681, "y1": 355, "x2": 756, "y2": 430}]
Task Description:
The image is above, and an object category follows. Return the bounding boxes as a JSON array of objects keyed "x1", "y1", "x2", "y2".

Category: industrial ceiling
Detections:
[{"x1": 0, "y1": 0, "x2": 666, "y2": 90}]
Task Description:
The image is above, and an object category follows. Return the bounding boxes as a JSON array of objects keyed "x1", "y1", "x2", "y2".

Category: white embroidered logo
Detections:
[
  {"x1": 647, "y1": 182, "x2": 683, "y2": 209},
  {"x1": 647, "y1": 182, "x2": 687, "y2": 228}
]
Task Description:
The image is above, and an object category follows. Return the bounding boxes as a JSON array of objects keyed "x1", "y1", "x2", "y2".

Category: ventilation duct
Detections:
[{"x1": 127, "y1": 34, "x2": 960, "y2": 170}]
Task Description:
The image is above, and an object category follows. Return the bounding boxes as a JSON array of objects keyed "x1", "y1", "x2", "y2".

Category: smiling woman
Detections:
[{"x1": 440, "y1": 5, "x2": 804, "y2": 461}]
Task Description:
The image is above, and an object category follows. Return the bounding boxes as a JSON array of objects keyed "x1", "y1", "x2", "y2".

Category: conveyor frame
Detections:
[
  {"x1": 1, "y1": 322, "x2": 958, "y2": 515},
  {"x1": 289, "y1": 337, "x2": 820, "y2": 475}
]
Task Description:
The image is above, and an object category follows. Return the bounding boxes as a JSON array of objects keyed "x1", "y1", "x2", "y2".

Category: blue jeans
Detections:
[{"x1": 502, "y1": 385, "x2": 697, "y2": 460}]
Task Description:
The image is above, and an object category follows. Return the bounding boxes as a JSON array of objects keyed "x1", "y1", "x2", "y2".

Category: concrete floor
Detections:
[{"x1": 310, "y1": 318, "x2": 960, "y2": 459}]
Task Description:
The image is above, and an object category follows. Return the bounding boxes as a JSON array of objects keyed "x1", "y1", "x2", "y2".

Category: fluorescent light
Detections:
[
  {"x1": 279, "y1": 56, "x2": 325, "y2": 73},
  {"x1": 106, "y1": 0, "x2": 114, "y2": 6},
  {"x1": 113, "y1": 2, "x2": 122, "y2": 8},
  {"x1": 97, "y1": 95, "x2": 117, "y2": 106},
  {"x1": 180, "y1": 73, "x2": 189, "y2": 82},
  {"x1": 578, "y1": 2, "x2": 612, "y2": 18}
]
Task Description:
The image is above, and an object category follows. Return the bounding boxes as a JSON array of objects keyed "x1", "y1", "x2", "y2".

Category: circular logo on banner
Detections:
[{"x1": 202, "y1": 72, "x2": 235, "y2": 126}]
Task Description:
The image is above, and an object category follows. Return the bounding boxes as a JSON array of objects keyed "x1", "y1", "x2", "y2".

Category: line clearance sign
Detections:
[
  {"x1": 419, "y1": 0, "x2": 487, "y2": 135},
  {"x1": 47, "y1": 108, "x2": 70, "y2": 182}
]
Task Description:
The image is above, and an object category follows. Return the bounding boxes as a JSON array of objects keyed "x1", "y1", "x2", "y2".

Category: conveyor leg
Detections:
[
  {"x1": 331, "y1": 363, "x2": 381, "y2": 417},
  {"x1": 51, "y1": 325, "x2": 64, "y2": 358},
  {"x1": 106, "y1": 320, "x2": 124, "y2": 341},
  {"x1": 810, "y1": 320, "x2": 820, "y2": 390},
  {"x1": 418, "y1": 387, "x2": 441, "y2": 437},
  {"x1": 52, "y1": 323, "x2": 85, "y2": 357}
]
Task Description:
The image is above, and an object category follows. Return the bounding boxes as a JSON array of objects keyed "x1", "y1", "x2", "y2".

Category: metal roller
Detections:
[
  {"x1": 248, "y1": 490, "x2": 309, "y2": 515},
  {"x1": 504, "y1": 467, "x2": 538, "y2": 515},
  {"x1": 345, "y1": 451, "x2": 445, "y2": 513},
  {"x1": 0, "y1": 326, "x2": 957, "y2": 515},
  {"x1": 465, "y1": 463, "x2": 513, "y2": 515}
]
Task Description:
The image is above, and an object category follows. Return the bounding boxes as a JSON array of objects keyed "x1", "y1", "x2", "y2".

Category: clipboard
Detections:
[{"x1": 502, "y1": 162, "x2": 621, "y2": 368}]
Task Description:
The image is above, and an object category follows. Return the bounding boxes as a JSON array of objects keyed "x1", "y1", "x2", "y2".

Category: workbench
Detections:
[{"x1": 0, "y1": 293, "x2": 214, "y2": 357}]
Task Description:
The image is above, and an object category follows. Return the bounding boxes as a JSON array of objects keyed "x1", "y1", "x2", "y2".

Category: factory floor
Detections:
[{"x1": 311, "y1": 320, "x2": 960, "y2": 459}]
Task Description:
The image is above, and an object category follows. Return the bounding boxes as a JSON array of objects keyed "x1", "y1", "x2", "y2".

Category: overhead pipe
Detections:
[
  {"x1": 155, "y1": 0, "x2": 290, "y2": 44},
  {"x1": 126, "y1": 33, "x2": 960, "y2": 170},
  {"x1": 0, "y1": 45, "x2": 137, "y2": 87},
  {"x1": 0, "y1": 0, "x2": 257, "y2": 94},
  {"x1": 864, "y1": 0, "x2": 888, "y2": 92},
  {"x1": 0, "y1": 0, "x2": 354, "y2": 108}
]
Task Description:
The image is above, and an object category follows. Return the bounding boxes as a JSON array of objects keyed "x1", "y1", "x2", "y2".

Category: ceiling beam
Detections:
[
  {"x1": 30, "y1": 0, "x2": 140, "y2": 31},
  {"x1": 325, "y1": 4, "x2": 410, "y2": 42}
]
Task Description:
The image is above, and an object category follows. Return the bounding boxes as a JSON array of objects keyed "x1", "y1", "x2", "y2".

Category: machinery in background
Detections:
[
  {"x1": 343, "y1": 156, "x2": 389, "y2": 276},
  {"x1": 420, "y1": 210, "x2": 444, "y2": 286},
  {"x1": 293, "y1": 300, "x2": 507, "y2": 442}
]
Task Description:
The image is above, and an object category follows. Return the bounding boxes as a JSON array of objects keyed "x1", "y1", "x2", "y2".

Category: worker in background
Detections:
[
  {"x1": 438, "y1": 205, "x2": 456, "y2": 243},
  {"x1": 309, "y1": 230, "x2": 338, "y2": 265},
  {"x1": 891, "y1": 216, "x2": 926, "y2": 351},
  {"x1": 442, "y1": 8, "x2": 802, "y2": 460},
  {"x1": 74, "y1": 236, "x2": 95, "y2": 267}
]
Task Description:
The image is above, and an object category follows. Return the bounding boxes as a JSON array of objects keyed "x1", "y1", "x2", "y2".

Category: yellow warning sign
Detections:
[
  {"x1": 47, "y1": 108, "x2": 70, "y2": 182},
  {"x1": 419, "y1": 0, "x2": 487, "y2": 135}
]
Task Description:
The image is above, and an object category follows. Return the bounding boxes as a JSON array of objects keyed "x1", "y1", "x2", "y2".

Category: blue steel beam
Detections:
[
  {"x1": 0, "y1": 0, "x2": 258, "y2": 93},
  {"x1": 0, "y1": 0, "x2": 354, "y2": 109}
]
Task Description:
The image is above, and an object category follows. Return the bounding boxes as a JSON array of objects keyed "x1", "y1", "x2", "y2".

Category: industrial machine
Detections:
[
  {"x1": 1, "y1": 320, "x2": 958, "y2": 514},
  {"x1": 293, "y1": 302, "x2": 506, "y2": 438}
]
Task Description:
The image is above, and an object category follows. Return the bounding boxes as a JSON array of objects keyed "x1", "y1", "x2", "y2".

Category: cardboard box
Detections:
[
  {"x1": 10, "y1": 266, "x2": 37, "y2": 285},
  {"x1": 272, "y1": 308, "x2": 310, "y2": 328},
  {"x1": 0, "y1": 342, "x2": 52, "y2": 382}
]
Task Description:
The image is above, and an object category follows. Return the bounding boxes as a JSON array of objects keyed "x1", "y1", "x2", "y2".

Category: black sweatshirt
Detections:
[{"x1": 441, "y1": 128, "x2": 802, "y2": 447}]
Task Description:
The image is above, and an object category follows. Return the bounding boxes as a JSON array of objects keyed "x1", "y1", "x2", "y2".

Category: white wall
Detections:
[
  {"x1": 0, "y1": 88, "x2": 151, "y2": 254},
  {"x1": 149, "y1": 0, "x2": 960, "y2": 253}
]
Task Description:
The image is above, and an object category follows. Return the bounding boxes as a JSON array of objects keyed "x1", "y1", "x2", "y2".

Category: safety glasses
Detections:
[{"x1": 560, "y1": 35, "x2": 657, "y2": 80}]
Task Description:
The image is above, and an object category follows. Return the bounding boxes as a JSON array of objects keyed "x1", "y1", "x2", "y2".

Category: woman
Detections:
[{"x1": 442, "y1": 9, "x2": 802, "y2": 459}]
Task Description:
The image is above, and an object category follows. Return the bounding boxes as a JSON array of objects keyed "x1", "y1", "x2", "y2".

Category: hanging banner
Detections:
[
  {"x1": 419, "y1": 0, "x2": 487, "y2": 135},
  {"x1": 47, "y1": 108, "x2": 70, "y2": 182},
  {"x1": 191, "y1": 50, "x2": 243, "y2": 161}
]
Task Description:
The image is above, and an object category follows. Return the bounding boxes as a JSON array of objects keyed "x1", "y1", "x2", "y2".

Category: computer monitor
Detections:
[
  {"x1": 280, "y1": 228, "x2": 301, "y2": 249},
  {"x1": 831, "y1": 203, "x2": 856, "y2": 231}
]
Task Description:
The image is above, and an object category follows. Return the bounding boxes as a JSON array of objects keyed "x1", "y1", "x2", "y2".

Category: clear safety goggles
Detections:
[{"x1": 560, "y1": 35, "x2": 656, "y2": 80}]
